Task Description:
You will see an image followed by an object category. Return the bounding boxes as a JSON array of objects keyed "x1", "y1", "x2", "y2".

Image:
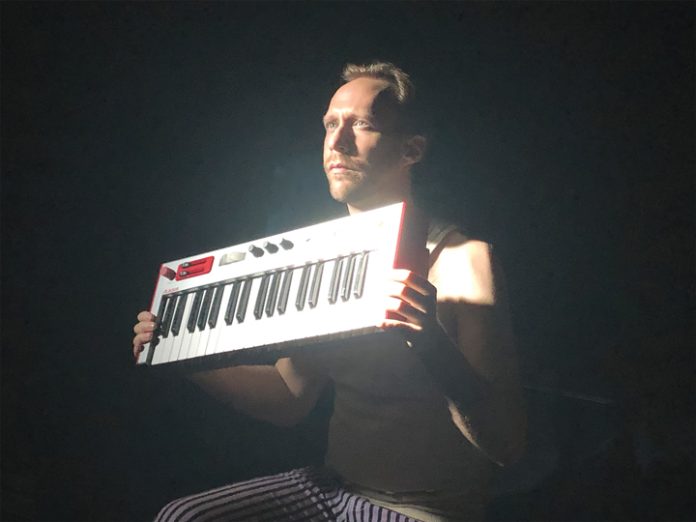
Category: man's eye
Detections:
[
  {"x1": 354, "y1": 120, "x2": 372, "y2": 129},
  {"x1": 324, "y1": 120, "x2": 337, "y2": 130}
]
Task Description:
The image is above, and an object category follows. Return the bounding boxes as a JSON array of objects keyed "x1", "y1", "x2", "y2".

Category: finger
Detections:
[
  {"x1": 137, "y1": 311, "x2": 156, "y2": 322},
  {"x1": 133, "y1": 331, "x2": 153, "y2": 347},
  {"x1": 378, "y1": 317, "x2": 423, "y2": 334},
  {"x1": 391, "y1": 269, "x2": 436, "y2": 297},
  {"x1": 384, "y1": 296, "x2": 424, "y2": 326},
  {"x1": 385, "y1": 281, "x2": 433, "y2": 315},
  {"x1": 133, "y1": 321, "x2": 157, "y2": 335}
]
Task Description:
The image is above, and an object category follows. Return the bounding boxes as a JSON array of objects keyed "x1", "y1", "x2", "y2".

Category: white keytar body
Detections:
[{"x1": 137, "y1": 202, "x2": 412, "y2": 370}]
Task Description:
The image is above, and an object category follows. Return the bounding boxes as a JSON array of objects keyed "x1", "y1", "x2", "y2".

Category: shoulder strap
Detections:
[{"x1": 427, "y1": 221, "x2": 462, "y2": 269}]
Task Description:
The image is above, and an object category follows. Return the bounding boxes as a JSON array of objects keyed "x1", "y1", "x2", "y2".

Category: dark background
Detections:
[{"x1": 2, "y1": 2, "x2": 693, "y2": 521}]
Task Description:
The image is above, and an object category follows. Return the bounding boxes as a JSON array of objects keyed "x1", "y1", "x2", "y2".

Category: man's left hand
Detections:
[{"x1": 379, "y1": 268, "x2": 440, "y2": 342}]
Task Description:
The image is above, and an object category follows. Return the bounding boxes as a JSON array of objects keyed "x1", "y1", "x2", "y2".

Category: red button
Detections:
[{"x1": 159, "y1": 266, "x2": 176, "y2": 280}]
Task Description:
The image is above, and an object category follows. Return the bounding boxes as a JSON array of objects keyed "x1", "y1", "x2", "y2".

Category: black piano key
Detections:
[
  {"x1": 236, "y1": 278, "x2": 253, "y2": 323},
  {"x1": 154, "y1": 296, "x2": 167, "y2": 332},
  {"x1": 295, "y1": 264, "x2": 311, "y2": 311},
  {"x1": 341, "y1": 254, "x2": 357, "y2": 302},
  {"x1": 171, "y1": 293, "x2": 189, "y2": 336},
  {"x1": 253, "y1": 274, "x2": 271, "y2": 320},
  {"x1": 265, "y1": 271, "x2": 281, "y2": 317},
  {"x1": 328, "y1": 257, "x2": 344, "y2": 304},
  {"x1": 197, "y1": 287, "x2": 214, "y2": 331},
  {"x1": 208, "y1": 285, "x2": 225, "y2": 329},
  {"x1": 148, "y1": 296, "x2": 168, "y2": 358},
  {"x1": 160, "y1": 294, "x2": 177, "y2": 337},
  {"x1": 353, "y1": 252, "x2": 369, "y2": 298},
  {"x1": 155, "y1": 294, "x2": 168, "y2": 317},
  {"x1": 224, "y1": 281, "x2": 242, "y2": 325},
  {"x1": 277, "y1": 269, "x2": 293, "y2": 314},
  {"x1": 187, "y1": 290, "x2": 204, "y2": 333},
  {"x1": 308, "y1": 262, "x2": 325, "y2": 309}
]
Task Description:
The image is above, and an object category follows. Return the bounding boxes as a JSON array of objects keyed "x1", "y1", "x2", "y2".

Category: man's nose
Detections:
[{"x1": 328, "y1": 123, "x2": 353, "y2": 154}]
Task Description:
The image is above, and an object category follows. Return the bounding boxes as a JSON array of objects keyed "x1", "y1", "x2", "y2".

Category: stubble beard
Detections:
[{"x1": 326, "y1": 168, "x2": 368, "y2": 204}]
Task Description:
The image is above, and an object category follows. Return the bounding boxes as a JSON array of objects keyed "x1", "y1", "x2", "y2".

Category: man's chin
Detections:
[
  {"x1": 328, "y1": 188, "x2": 351, "y2": 204},
  {"x1": 328, "y1": 179, "x2": 361, "y2": 204}
]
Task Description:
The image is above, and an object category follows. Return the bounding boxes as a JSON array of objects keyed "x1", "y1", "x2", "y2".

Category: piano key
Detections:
[
  {"x1": 147, "y1": 296, "x2": 169, "y2": 364},
  {"x1": 265, "y1": 271, "x2": 281, "y2": 317},
  {"x1": 190, "y1": 326, "x2": 213, "y2": 360},
  {"x1": 153, "y1": 295, "x2": 167, "y2": 334},
  {"x1": 197, "y1": 287, "x2": 214, "y2": 331},
  {"x1": 160, "y1": 294, "x2": 177, "y2": 337},
  {"x1": 308, "y1": 262, "x2": 325, "y2": 309},
  {"x1": 150, "y1": 296, "x2": 167, "y2": 355},
  {"x1": 328, "y1": 256, "x2": 345, "y2": 304},
  {"x1": 188, "y1": 288, "x2": 215, "y2": 360},
  {"x1": 253, "y1": 274, "x2": 271, "y2": 320},
  {"x1": 155, "y1": 294, "x2": 168, "y2": 319},
  {"x1": 353, "y1": 252, "x2": 369, "y2": 298},
  {"x1": 205, "y1": 283, "x2": 233, "y2": 355},
  {"x1": 167, "y1": 292, "x2": 194, "y2": 362},
  {"x1": 208, "y1": 285, "x2": 225, "y2": 329},
  {"x1": 280, "y1": 265, "x2": 305, "y2": 317},
  {"x1": 224, "y1": 281, "x2": 242, "y2": 325},
  {"x1": 176, "y1": 292, "x2": 201, "y2": 361},
  {"x1": 186, "y1": 290, "x2": 204, "y2": 334},
  {"x1": 341, "y1": 254, "x2": 357, "y2": 302},
  {"x1": 170, "y1": 293, "x2": 188, "y2": 336},
  {"x1": 277, "y1": 269, "x2": 294, "y2": 314},
  {"x1": 215, "y1": 276, "x2": 264, "y2": 354},
  {"x1": 236, "y1": 278, "x2": 253, "y2": 323},
  {"x1": 295, "y1": 264, "x2": 311, "y2": 311},
  {"x1": 148, "y1": 297, "x2": 167, "y2": 365},
  {"x1": 154, "y1": 294, "x2": 179, "y2": 363},
  {"x1": 186, "y1": 312, "x2": 206, "y2": 360}
]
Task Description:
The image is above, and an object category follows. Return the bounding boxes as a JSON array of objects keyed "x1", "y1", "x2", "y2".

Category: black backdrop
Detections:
[{"x1": 2, "y1": 3, "x2": 693, "y2": 521}]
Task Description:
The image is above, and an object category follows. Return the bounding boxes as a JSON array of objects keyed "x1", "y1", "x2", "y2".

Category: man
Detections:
[{"x1": 133, "y1": 62, "x2": 526, "y2": 522}]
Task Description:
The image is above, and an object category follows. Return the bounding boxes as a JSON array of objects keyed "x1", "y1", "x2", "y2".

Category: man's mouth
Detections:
[{"x1": 327, "y1": 162, "x2": 358, "y2": 172}]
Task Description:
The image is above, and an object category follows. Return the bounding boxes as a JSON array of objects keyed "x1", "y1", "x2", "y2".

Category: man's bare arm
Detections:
[
  {"x1": 189, "y1": 357, "x2": 328, "y2": 427},
  {"x1": 412, "y1": 301, "x2": 527, "y2": 467},
  {"x1": 133, "y1": 312, "x2": 328, "y2": 427},
  {"x1": 381, "y1": 237, "x2": 527, "y2": 466}
]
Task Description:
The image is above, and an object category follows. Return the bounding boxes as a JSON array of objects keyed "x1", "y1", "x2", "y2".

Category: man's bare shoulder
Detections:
[{"x1": 429, "y1": 231, "x2": 496, "y2": 306}]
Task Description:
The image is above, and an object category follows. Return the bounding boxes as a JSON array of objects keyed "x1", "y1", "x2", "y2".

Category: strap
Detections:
[{"x1": 427, "y1": 221, "x2": 461, "y2": 269}]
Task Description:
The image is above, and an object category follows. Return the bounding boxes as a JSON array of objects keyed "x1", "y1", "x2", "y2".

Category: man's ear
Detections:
[{"x1": 401, "y1": 135, "x2": 427, "y2": 167}]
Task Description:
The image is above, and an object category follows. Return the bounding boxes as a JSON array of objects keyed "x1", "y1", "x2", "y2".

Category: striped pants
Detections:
[{"x1": 154, "y1": 467, "x2": 420, "y2": 522}]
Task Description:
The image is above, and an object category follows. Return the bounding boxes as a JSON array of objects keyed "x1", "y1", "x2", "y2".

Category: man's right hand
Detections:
[{"x1": 132, "y1": 310, "x2": 157, "y2": 359}]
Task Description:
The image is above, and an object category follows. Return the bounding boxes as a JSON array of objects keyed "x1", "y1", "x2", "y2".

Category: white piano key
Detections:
[
  {"x1": 185, "y1": 316, "x2": 205, "y2": 361},
  {"x1": 187, "y1": 288, "x2": 215, "y2": 361},
  {"x1": 180, "y1": 290, "x2": 205, "y2": 360},
  {"x1": 276, "y1": 268, "x2": 294, "y2": 315},
  {"x1": 264, "y1": 271, "x2": 282, "y2": 317},
  {"x1": 204, "y1": 283, "x2": 233, "y2": 356},
  {"x1": 167, "y1": 292, "x2": 195, "y2": 364},
  {"x1": 214, "y1": 277, "x2": 257, "y2": 356},
  {"x1": 294, "y1": 264, "x2": 312, "y2": 311}
]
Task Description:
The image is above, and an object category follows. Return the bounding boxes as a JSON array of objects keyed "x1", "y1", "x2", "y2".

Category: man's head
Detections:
[{"x1": 322, "y1": 62, "x2": 426, "y2": 212}]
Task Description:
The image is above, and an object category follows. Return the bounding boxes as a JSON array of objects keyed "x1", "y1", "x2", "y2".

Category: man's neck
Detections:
[
  {"x1": 347, "y1": 194, "x2": 414, "y2": 215},
  {"x1": 345, "y1": 173, "x2": 414, "y2": 215}
]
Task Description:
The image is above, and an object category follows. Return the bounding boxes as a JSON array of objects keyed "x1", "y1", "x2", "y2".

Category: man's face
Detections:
[{"x1": 322, "y1": 77, "x2": 408, "y2": 210}]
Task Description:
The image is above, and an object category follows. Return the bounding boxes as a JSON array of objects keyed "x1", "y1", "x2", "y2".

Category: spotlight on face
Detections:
[{"x1": 322, "y1": 77, "x2": 411, "y2": 213}]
